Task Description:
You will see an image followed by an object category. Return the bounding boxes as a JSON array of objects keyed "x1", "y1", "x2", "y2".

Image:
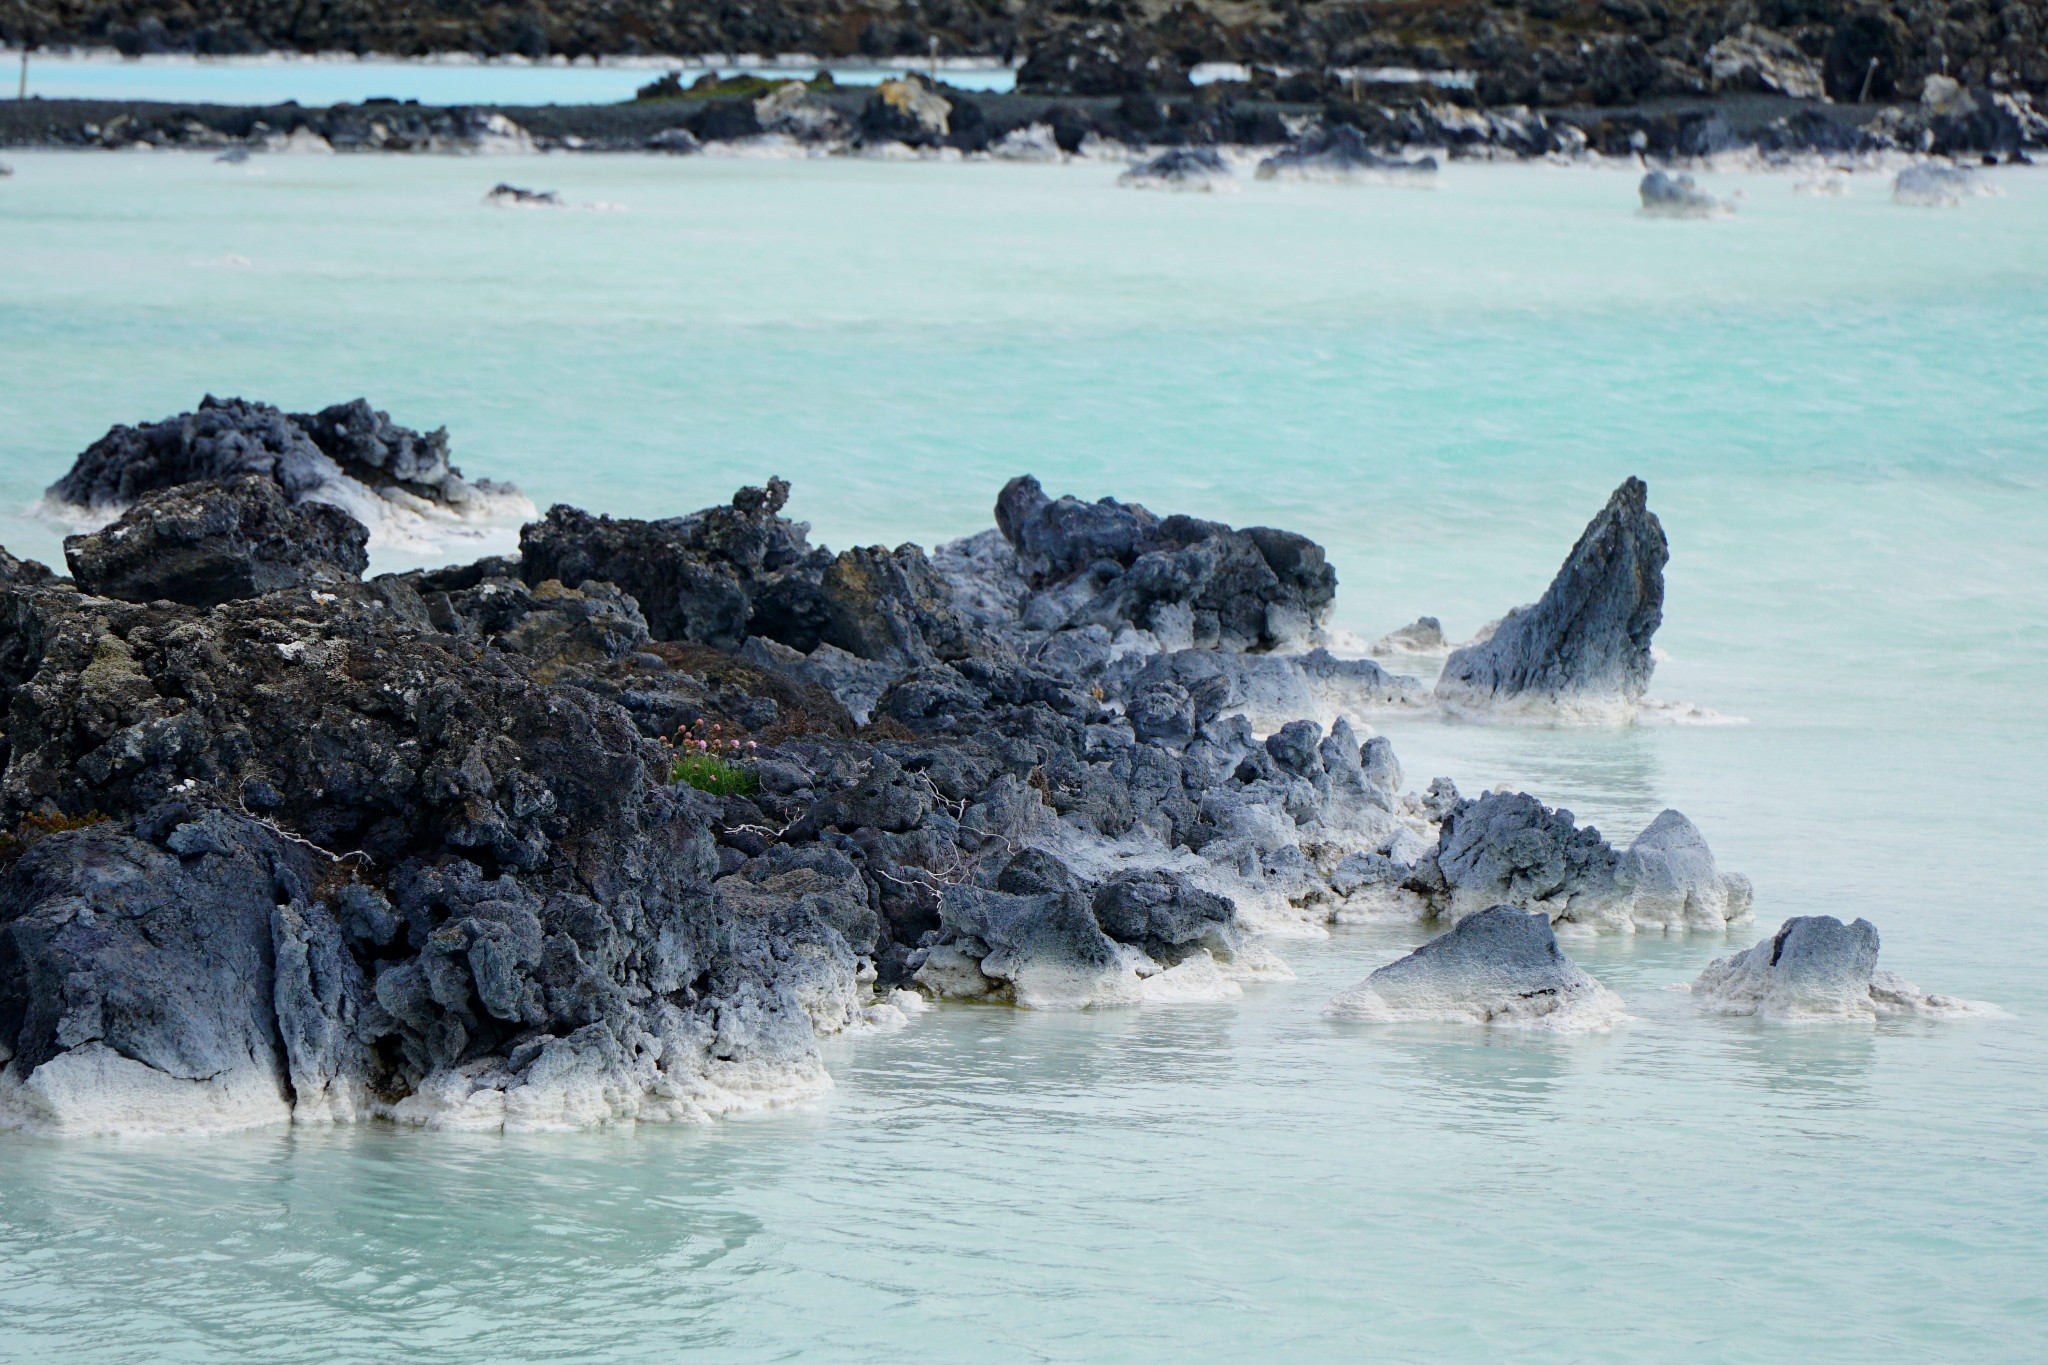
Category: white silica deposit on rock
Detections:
[
  {"x1": 1325, "y1": 905, "x2": 1628, "y2": 1030},
  {"x1": 1690, "y1": 916, "x2": 1995, "y2": 1022},
  {"x1": 0, "y1": 1043, "x2": 295, "y2": 1137}
]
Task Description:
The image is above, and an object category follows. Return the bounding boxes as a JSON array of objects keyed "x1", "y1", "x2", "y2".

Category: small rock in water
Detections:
[
  {"x1": 1409, "y1": 788, "x2": 1751, "y2": 932},
  {"x1": 1118, "y1": 147, "x2": 1236, "y2": 192},
  {"x1": 1891, "y1": 164, "x2": 1984, "y2": 207},
  {"x1": 645, "y1": 128, "x2": 702, "y2": 155},
  {"x1": 1256, "y1": 126, "x2": 1437, "y2": 184},
  {"x1": 1369, "y1": 616, "x2": 1448, "y2": 657},
  {"x1": 1324, "y1": 905, "x2": 1627, "y2": 1030},
  {"x1": 215, "y1": 145, "x2": 252, "y2": 164},
  {"x1": 1691, "y1": 916, "x2": 1991, "y2": 1020},
  {"x1": 1639, "y1": 170, "x2": 1731, "y2": 218},
  {"x1": 485, "y1": 183, "x2": 562, "y2": 207}
]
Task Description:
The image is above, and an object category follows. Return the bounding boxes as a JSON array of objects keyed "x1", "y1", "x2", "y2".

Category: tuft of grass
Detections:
[{"x1": 669, "y1": 752, "x2": 760, "y2": 796}]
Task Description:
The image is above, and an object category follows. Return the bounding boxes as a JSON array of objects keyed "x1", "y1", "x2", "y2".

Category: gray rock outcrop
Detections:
[
  {"x1": 63, "y1": 475, "x2": 369, "y2": 607},
  {"x1": 991, "y1": 474, "x2": 1338, "y2": 652},
  {"x1": 1404, "y1": 788, "x2": 1750, "y2": 932},
  {"x1": 1434, "y1": 478, "x2": 1667, "y2": 715},
  {"x1": 1324, "y1": 905, "x2": 1626, "y2": 1029},
  {"x1": 3, "y1": 394, "x2": 1760, "y2": 1135},
  {"x1": 44, "y1": 395, "x2": 528, "y2": 547},
  {"x1": 1692, "y1": 916, "x2": 1987, "y2": 1020},
  {"x1": 0, "y1": 813, "x2": 313, "y2": 1134}
]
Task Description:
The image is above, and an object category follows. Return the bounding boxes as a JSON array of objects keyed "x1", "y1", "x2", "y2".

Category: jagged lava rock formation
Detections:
[
  {"x1": 1434, "y1": 477, "x2": 1668, "y2": 718},
  {"x1": 1395, "y1": 792, "x2": 1752, "y2": 932},
  {"x1": 0, "y1": 405, "x2": 1443, "y2": 1134},
  {"x1": 1324, "y1": 905, "x2": 1626, "y2": 1030},
  {"x1": 43, "y1": 395, "x2": 532, "y2": 552},
  {"x1": 0, "y1": 402, "x2": 1762, "y2": 1135},
  {"x1": 1692, "y1": 916, "x2": 1988, "y2": 1021}
]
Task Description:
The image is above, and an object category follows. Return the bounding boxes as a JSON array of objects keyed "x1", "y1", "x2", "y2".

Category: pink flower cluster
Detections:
[{"x1": 665, "y1": 718, "x2": 758, "y2": 760}]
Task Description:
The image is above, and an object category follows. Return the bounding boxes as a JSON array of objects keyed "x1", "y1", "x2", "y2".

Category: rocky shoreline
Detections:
[
  {"x1": 1, "y1": 76, "x2": 2043, "y2": 163},
  {"x1": 0, "y1": 397, "x2": 1981, "y2": 1136},
  {"x1": 6, "y1": 0, "x2": 2046, "y2": 111}
]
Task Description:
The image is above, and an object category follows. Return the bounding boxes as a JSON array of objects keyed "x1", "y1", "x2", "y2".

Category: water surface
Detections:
[
  {"x1": 0, "y1": 153, "x2": 2043, "y2": 1361},
  {"x1": 7, "y1": 53, "x2": 1016, "y2": 105}
]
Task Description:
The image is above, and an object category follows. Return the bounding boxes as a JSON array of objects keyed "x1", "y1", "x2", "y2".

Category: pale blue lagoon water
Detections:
[
  {"x1": 0, "y1": 153, "x2": 2045, "y2": 1360},
  {"x1": 7, "y1": 53, "x2": 1017, "y2": 105}
]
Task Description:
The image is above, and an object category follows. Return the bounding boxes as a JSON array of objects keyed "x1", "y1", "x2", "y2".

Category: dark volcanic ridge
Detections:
[
  {"x1": 5, "y1": 0, "x2": 2045, "y2": 112},
  {"x1": 2, "y1": 78, "x2": 2042, "y2": 162}
]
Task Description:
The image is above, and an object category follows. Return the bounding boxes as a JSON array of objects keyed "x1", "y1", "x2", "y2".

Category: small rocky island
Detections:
[{"x1": 0, "y1": 397, "x2": 1962, "y2": 1136}]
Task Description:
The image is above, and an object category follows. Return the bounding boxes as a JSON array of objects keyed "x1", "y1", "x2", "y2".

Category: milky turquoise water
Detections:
[
  {"x1": 1, "y1": 152, "x2": 2045, "y2": 1360},
  {"x1": 7, "y1": 53, "x2": 1017, "y2": 104}
]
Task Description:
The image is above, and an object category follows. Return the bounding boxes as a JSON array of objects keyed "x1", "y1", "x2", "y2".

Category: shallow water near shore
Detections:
[{"x1": 2, "y1": 153, "x2": 2046, "y2": 1360}]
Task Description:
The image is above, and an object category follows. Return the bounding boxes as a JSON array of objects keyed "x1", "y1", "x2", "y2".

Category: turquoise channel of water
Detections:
[
  {"x1": 0, "y1": 152, "x2": 2044, "y2": 1361},
  {"x1": 8, "y1": 54, "x2": 1018, "y2": 105}
]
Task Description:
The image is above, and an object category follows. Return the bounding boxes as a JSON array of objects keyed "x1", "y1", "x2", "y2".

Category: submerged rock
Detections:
[
  {"x1": 1638, "y1": 171, "x2": 1730, "y2": 218},
  {"x1": 1434, "y1": 478, "x2": 1667, "y2": 716},
  {"x1": 484, "y1": 183, "x2": 560, "y2": 207},
  {"x1": 64, "y1": 475, "x2": 368, "y2": 607},
  {"x1": 1891, "y1": 164, "x2": 1986, "y2": 206},
  {"x1": 1692, "y1": 916, "x2": 1989, "y2": 1020},
  {"x1": 1256, "y1": 126, "x2": 1438, "y2": 183},
  {"x1": 1324, "y1": 905, "x2": 1626, "y2": 1029},
  {"x1": 1118, "y1": 147, "x2": 1235, "y2": 192}
]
